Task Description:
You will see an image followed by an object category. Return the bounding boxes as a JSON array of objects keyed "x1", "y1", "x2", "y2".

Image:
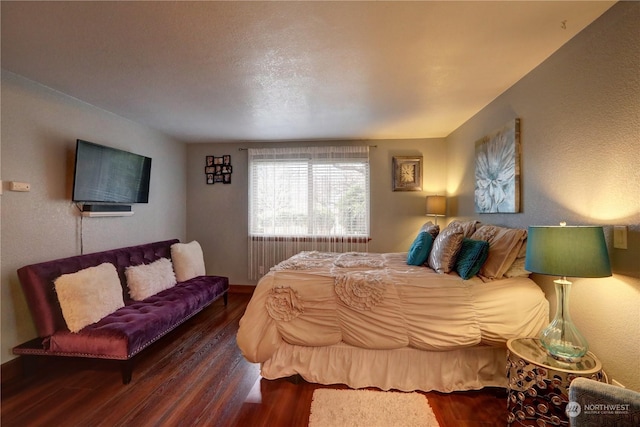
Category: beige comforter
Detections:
[{"x1": 237, "y1": 252, "x2": 548, "y2": 363}]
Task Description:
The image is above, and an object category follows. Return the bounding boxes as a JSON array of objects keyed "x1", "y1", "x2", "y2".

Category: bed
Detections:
[{"x1": 237, "y1": 221, "x2": 549, "y2": 392}]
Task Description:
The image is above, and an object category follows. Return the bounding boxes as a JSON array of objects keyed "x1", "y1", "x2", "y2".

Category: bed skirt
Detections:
[{"x1": 260, "y1": 341, "x2": 508, "y2": 393}]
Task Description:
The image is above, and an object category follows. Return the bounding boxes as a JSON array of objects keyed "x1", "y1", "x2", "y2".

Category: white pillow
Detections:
[
  {"x1": 125, "y1": 258, "x2": 177, "y2": 301},
  {"x1": 171, "y1": 240, "x2": 206, "y2": 282},
  {"x1": 54, "y1": 263, "x2": 124, "y2": 333}
]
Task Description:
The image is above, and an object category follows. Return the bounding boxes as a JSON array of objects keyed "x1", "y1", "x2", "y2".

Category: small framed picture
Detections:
[
  {"x1": 392, "y1": 156, "x2": 423, "y2": 191},
  {"x1": 206, "y1": 173, "x2": 214, "y2": 185},
  {"x1": 223, "y1": 155, "x2": 231, "y2": 165},
  {"x1": 206, "y1": 156, "x2": 214, "y2": 166}
]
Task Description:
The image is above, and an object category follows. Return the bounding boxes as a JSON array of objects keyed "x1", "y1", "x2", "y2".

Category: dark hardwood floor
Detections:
[{"x1": 1, "y1": 292, "x2": 507, "y2": 426}]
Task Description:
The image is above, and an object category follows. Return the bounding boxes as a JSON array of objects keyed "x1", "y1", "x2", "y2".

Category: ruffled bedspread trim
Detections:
[
  {"x1": 265, "y1": 286, "x2": 304, "y2": 321},
  {"x1": 334, "y1": 271, "x2": 388, "y2": 310}
]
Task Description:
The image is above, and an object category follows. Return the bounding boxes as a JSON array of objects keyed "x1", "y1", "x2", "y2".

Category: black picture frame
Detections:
[{"x1": 205, "y1": 155, "x2": 233, "y2": 185}]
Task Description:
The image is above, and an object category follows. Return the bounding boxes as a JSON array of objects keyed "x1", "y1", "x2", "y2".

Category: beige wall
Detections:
[
  {"x1": 0, "y1": 72, "x2": 188, "y2": 364},
  {"x1": 446, "y1": 2, "x2": 640, "y2": 390},
  {"x1": 186, "y1": 138, "x2": 447, "y2": 285}
]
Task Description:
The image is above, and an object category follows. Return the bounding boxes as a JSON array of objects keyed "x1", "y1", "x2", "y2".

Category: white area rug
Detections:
[{"x1": 308, "y1": 388, "x2": 440, "y2": 427}]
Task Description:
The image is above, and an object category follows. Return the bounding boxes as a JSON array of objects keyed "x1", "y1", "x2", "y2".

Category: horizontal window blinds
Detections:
[
  {"x1": 248, "y1": 146, "x2": 370, "y2": 238},
  {"x1": 247, "y1": 146, "x2": 370, "y2": 279}
]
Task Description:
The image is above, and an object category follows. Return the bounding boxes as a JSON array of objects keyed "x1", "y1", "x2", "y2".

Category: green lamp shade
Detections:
[
  {"x1": 525, "y1": 226, "x2": 611, "y2": 278},
  {"x1": 525, "y1": 225, "x2": 611, "y2": 362}
]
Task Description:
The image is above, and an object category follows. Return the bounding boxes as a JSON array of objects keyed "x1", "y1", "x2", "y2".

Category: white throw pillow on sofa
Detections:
[
  {"x1": 125, "y1": 257, "x2": 177, "y2": 301},
  {"x1": 54, "y1": 263, "x2": 125, "y2": 333},
  {"x1": 171, "y1": 240, "x2": 206, "y2": 282}
]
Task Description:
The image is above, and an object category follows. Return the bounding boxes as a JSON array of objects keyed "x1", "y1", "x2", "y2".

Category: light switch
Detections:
[
  {"x1": 10, "y1": 181, "x2": 31, "y2": 192},
  {"x1": 613, "y1": 225, "x2": 628, "y2": 249}
]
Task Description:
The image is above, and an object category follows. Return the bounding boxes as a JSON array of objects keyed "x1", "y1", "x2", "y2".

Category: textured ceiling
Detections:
[{"x1": 1, "y1": 1, "x2": 615, "y2": 143}]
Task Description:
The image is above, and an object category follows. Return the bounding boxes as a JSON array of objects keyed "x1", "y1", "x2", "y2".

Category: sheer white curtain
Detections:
[{"x1": 248, "y1": 146, "x2": 370, "y2": 279}]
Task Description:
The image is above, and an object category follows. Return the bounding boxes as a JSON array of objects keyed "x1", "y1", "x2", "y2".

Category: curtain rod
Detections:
[{"x1": 238, "y1": 145, "x2": 377, "y2": 151}]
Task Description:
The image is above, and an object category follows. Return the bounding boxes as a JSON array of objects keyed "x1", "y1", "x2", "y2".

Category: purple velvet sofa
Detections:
[{"x1": 13, "y1": 239, "x2": 229, "y2": 383}]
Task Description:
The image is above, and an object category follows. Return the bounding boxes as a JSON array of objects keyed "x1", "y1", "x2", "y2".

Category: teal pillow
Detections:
[
  {"x1": 407, "y1": 232, "x2": 434, "y2": 266},
  {"x1": 456, "y1": 238, "x2": 490, "y2": 280}
]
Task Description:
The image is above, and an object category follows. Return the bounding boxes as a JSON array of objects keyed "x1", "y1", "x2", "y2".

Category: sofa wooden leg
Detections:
[
  {"x1": 223, "y1": 292, "x2": 228, "y2": 306},
  {"x1": 121, "y1": 360, "x2": 133, "y2": 384},
  {"x1": 20, "y1": 355, "x2": 39, "y2": 379}
]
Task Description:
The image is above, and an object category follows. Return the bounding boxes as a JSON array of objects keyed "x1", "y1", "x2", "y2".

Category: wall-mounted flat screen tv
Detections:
[{"x1": 72, "y1": 139, "x2": 152, "y2": 204}]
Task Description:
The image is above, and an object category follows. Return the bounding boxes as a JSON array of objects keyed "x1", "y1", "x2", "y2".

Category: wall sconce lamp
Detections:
[
  {"x1": 525, "y1": 223, "x2": 611, "y2": 362},
  {"x1": 425, "y1": 195, "x2": 446, "y2": 225}
]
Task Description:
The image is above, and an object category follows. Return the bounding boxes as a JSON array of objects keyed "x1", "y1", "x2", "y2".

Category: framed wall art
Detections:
[
  {"x1": 205, "y1": 155, "x2": 232, "y2": 184},
  {"x1": 474, "y1": 118, "x2": 521, "y2": 213},
  {"x1": 392, "y1": 156, "x2": 423, "y2": 191}
]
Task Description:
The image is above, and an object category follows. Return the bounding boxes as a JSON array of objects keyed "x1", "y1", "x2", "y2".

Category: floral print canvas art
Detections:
[{"x1": 474, "y1": 119, "x2": 521, "y2": 213}]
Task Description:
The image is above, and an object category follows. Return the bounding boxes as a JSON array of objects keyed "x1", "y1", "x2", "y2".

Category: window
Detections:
[{"x1": 248, "y1": 146, "x2": 370, "y2": 238}]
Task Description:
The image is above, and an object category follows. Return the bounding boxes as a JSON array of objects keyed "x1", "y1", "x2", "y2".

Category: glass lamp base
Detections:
[
  {"x1": 540, "y1": 324, "x2": 588, "y2": 362},
  {"x1": 540, "y1": 278, "x2": 589, "y2": 363}
]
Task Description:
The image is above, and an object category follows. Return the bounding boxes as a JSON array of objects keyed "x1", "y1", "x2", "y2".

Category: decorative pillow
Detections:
[
  {"x1": 447, "y1": 220, "x2": 480, "y2": 238},
  {"x1": 407, "y1": 231, "x2": 435, "y2": 266},
  {"x1": 54, "y1": 263, "x2": 124, "y2": 333},
  {"x1": 125, "y1": 258, "x2": 177, "y2": 301},
  {"x1": 504, "y1": 257, "x2": 531, "y2": 278},
  {"x1": 470, "y1": 225, "x2": 527, "y2": 280},
  {"x1": 171, "y1": 240, "x2": 206, "y2": 282},
  {"x1": 428, "y1": 223, "x2": 465, "y2": 274},
  {"x1": 515, "y1": 238, "x2": 527, "y2": 259},
  {"x1": 419, "y1": 221, "x2": 440, "y2": 239},
  {"x1": 455, "y1": 238, "x2": 490, "y2": 280}
]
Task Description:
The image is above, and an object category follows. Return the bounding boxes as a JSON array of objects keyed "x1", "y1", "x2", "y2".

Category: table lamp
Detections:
[
  {"x1": 425, "y1": 196, "x2": 446, "y2": 225},
  {"x1": 525, "y1": 223, "x2": 611, "y2": 362}
]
